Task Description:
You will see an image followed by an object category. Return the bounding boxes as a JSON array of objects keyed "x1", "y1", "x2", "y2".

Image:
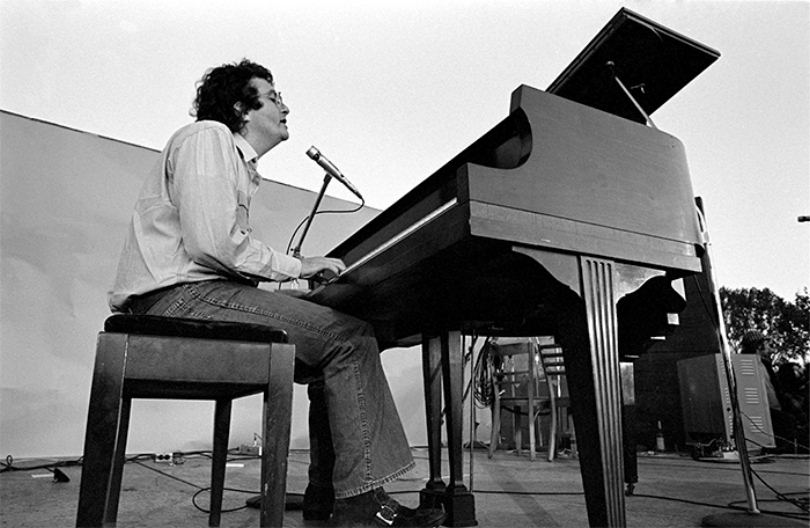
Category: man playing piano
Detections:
[{"x1": 108, "y1": 59, "x2": 445, "y2": 527}]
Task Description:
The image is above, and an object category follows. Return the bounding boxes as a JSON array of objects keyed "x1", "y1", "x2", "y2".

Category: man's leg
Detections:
[
  {"x1": 132, "y1": 282, "x2": 412, "y2": 487},
  {"x1": 304, "y1": 378, "x2": 336, "y2": 519},
  {"x1": 132, "y1": 280, "x2": 443, "y2": 526}
]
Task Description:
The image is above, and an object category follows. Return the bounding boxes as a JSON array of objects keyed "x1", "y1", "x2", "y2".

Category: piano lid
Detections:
[{"x1": 547, "y1": 8, "x2": 720, "y2": 123}]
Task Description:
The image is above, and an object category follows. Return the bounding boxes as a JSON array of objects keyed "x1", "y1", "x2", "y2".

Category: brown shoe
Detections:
[{"x1": 330, "y1": 488, "x2": 445, "y2": 527}]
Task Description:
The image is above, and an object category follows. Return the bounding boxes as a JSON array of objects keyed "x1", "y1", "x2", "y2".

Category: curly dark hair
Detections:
[
  {"x1": 740, "y1": 330, "x2": 767, "y2": 354},
  {"x1": 192, "y1": 59, "x2": 274, "y2": 132}
]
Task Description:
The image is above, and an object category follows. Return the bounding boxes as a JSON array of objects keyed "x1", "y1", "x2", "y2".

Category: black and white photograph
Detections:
[{"x1": 1, "y1": 1, "x2": 807, "y2": 527}]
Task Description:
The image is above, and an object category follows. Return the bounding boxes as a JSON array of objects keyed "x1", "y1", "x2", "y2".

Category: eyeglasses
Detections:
[{"x1": 259, "y1": 91, "x2": 284, "y2": 108}]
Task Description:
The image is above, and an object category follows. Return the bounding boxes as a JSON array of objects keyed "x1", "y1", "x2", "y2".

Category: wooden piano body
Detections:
[
  {"x1": 307, "y1": 9, "x2": 718, "y2": 526},
  {"x1": 308, "y1": 84, "x2": 699, "y2": 526}
]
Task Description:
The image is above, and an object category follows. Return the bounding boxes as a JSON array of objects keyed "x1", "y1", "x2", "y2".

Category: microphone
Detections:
[{"x1": 306, "y1": 146, "x2": 363, "y2": 200}]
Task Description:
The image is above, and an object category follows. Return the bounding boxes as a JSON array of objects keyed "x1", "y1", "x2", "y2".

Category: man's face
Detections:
[
  {"x1": 759, "y1": 340, "x2": 773, "y2": 361},
  {"x1": 245, "y1": 77, "x2": 289, "y2": 147}
]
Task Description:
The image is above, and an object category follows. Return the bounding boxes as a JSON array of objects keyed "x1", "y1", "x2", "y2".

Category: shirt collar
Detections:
[{"x1": 234, "y1": 132, "x2": 259, "y2": 166}]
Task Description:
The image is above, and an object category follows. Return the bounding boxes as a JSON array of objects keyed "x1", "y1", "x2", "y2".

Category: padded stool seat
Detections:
[
  {"x1": 76, "y1": 314, "x2": 295, "y2": 527},
  {"x1": 103, "y1": 314, "x2": 289, "y2": 342}
]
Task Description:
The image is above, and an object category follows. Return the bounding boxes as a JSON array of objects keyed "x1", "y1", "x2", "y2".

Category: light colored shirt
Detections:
[{"x1": 108, "y1": 121, "x2": 302, "y2": 311}]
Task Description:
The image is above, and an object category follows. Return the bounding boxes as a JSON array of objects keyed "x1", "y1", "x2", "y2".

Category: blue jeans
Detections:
[{"x1": 125, "y1": 280, "x2": 415, "y2": 498}]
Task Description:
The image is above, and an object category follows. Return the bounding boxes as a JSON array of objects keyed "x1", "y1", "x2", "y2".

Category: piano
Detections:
[{"x1": 307, "y1": 8, "x2": 719, "y2": 527}]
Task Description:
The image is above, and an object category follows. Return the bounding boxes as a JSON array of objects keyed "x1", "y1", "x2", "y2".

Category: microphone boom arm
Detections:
[{"x1": 291, "y1": 173, "x2": 332, "y2": 259}]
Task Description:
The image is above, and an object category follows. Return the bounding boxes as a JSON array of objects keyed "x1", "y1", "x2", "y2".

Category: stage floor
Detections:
[{"x1": 1, "y1": 447, "x2": 807, "y2": 527}]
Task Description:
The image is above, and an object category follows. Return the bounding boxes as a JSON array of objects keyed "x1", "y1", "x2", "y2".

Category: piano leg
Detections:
[
  {"x1": 420, "y1": 336, "x2": 447, "y2": 509},
  {"x1": 440, "y1": 331, "x2": 477, "y2": 527},
  {"x1": 554, "y1": 257, "x2": 626, "y2": 527}
]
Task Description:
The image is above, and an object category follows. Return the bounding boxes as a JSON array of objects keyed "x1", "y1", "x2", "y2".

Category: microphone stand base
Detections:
[{"x1": 245, "y1": 492, "x2": 304, "y2": 511}]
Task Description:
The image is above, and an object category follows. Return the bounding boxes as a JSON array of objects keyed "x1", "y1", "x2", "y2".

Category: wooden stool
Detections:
[{"x1": 76, "y1": 314, "x2": 295, "y2": 527}]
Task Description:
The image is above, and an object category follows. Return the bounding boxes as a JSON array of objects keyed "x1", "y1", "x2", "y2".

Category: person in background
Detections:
[
  {"x1": 108, "y1": 59, "x2": 445, "y2": 527},
  {"x1": 740, "y1": 331, "x2": 781, "y2": 410},
  {"x1": 774, "y1": 360, "x2": 809, "y2": 453}
]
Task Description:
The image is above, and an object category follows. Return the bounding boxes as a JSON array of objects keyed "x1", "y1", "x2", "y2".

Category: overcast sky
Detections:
[{"x1": 1, "y1": 0, "x2": 808, "y2": 300}]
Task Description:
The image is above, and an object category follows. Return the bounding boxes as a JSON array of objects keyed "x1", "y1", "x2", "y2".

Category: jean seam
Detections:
[
  {"x1": 330, "y1": 356, "x2": 411, "y2": 499},
  {"x1": 162, "y1": 290, "x2": 189, "y2": 317},
  {"x1": 354, "y1": 357, "x2": 373, "y2": 481},
  {"x1": 186, "y1": 309, "x2": 214, "y2": 320},
  {"x1": 334, "y1": 460, "x2": 417, "y2": 499}
]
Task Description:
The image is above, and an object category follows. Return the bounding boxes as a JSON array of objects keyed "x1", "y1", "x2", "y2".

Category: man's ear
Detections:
[{"x1": 234, "y1": 102, "x2": 250, "y2": 122}]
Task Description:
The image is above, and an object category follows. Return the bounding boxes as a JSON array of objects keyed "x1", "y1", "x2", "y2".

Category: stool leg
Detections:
[
  {"x1": 209, "y1": 399, "x2": 232, "y2": 527},
  {"x1": 260, "y1": 343, "x2": 295, "y2": 528},
  {"x1": 104, "y1": 397, "x2": 132, "y2": 524},
  {"x1": 514, "y1": 404, "x2": 523, "y2": 456},
  {"x1": 77, "y1": 334, "x2": 127, "y2": 528},
  {"x1": 548, "y1": 388, "x2": 558, "y2": 462},
  {"x1": 528, "y1": 390, "x2": 536, "y2": 461},
  {"x1": 489, "y1": 389, "x2": 501, "y2": 458}
]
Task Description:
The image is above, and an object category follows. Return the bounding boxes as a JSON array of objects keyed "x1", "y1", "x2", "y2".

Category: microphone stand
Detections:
[
  {"x1": 292, "y1": 173, "x2": 332, "y2": 259},
  {"x1": 694, "y1": 198, "x2": 802, "y2": 528}
]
